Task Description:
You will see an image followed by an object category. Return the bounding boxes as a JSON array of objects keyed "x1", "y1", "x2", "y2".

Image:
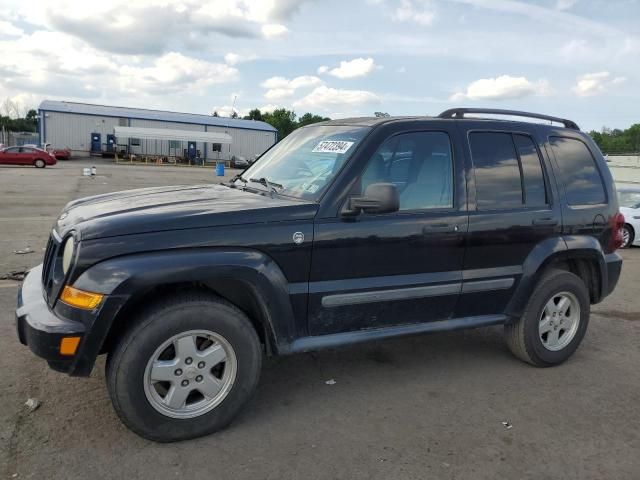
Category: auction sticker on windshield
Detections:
[{"x1": 312, "y1": 140, "x2": 354, "y2": 154}]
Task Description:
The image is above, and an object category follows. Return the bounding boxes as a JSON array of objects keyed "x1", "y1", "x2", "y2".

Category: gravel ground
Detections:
[{"x1": 1, "y1": 160, "x2": 639, "y2": 480}]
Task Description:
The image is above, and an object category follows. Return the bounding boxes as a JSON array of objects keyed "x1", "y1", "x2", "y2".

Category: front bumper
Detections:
[{"x1": 16, "y1": 265, "x2": 86, "y2": 373}]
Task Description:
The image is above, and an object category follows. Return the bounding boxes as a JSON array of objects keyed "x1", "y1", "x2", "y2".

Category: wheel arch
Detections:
[
  {"x1": 505, "y1": 236, "x2": 607, "y2": 320},
  {"x1": 74, "y1": 248, "x2": 297, "y2": 369}
]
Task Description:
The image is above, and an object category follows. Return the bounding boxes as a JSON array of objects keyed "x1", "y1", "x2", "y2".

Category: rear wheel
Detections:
[
  {"x1": 504, "y1": 269, "x2": 590, "y2": 367},
  {"x1": 621, "y1": 224, "x2": 634, "y2": 248},
  {"x1": 34, "y1": 159, "x2": 46, "y2": 168},
  {"x1": 106, "y1": 292, "x2": 262, "y2": 442}
]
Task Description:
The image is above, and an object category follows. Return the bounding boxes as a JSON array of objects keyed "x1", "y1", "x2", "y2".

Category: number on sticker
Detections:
[{"x1": 312, "y1": 141, "x2": 354, "y2": 154}]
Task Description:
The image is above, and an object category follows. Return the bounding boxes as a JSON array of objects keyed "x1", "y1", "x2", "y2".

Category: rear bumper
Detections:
[
  {"x1": 602, "y1": 252, "x2": 623, "y2": 299},
  {"x1": 16, "y1": 265, "x2": 86, "y2": 373}
]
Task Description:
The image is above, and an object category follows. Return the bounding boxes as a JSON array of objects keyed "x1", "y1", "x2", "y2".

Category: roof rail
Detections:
[{"x1": 438, "y1": 108, "x2": 580, "y2": 131}]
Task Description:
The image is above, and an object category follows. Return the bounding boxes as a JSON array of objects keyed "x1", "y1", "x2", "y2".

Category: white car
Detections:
[{"x1": 618, "y1": 185, "x2": 640, "y2": 248}]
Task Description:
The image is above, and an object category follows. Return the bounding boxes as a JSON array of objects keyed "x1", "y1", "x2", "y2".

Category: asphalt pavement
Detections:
[{"x1": 1, "y1": 160, "x2": 638, "y2": 479}]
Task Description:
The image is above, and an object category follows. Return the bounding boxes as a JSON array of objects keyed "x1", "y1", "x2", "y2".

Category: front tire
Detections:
[
  {"x1": 504, "y1": 269, "x2": 590, "y2": 367},
  {"x1": 34, "y1": 159, "x2": 46, "y2": 168},
  {"x1": 106, "y1": 292, "x2": 262, "y2": 442}
]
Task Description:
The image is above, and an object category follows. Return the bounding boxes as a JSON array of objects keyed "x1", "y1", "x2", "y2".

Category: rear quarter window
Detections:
[{"x1": 549, "y1": 137, "x2": 606, "y2": 205}]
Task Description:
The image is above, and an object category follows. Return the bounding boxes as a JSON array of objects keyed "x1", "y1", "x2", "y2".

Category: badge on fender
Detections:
[{"x1": 293, "y1": 232, "x2": 304, "y2": 245}]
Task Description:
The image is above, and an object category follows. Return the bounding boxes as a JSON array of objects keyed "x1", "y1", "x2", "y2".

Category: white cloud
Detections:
[
  {"x1": 572, "y1": 71, "x2": 626, "y2": 97},
  {"x1": 293, "y1": 86, "x2": 380, "y2": 111},
  {"x1": 118, "y1": 52, "x2": 238, "y2": 94},
  {"x1": 393, "y1": 0, "x2": 436, "y2": 26},
  {"x1": 224, "y1": 52, "x2": 257, "y2": 65},
  {"x1": 261, "y1": 75, "x2": 322, "y2": 99},
  {"x1": 259, "y1": 104, "x2": 282, "y2": 113},
  {"x1": 555, "y1": 0, "x2": 578, "y2": 10},
  {"x1": 264, "y1": 88, "x2": 295, "y2": 100},
  {"x1": 320, "y1": 57, "x2": 377, "y2": 79},
  {"x1": 0, "y1": 20, "x2": 23, "y2": 36},
  {"x1": 451, "y1": 75, "x2": 551, "y2": 101},
  {"x1": 261, "y1": 24, "x2": 289, "y2": 38},
  {"x1": 0, "y1": 29, "x2": 238, "y2": 106},
  {"x1": 0, "y1": 0, "x2": 303, "y2": 56}
]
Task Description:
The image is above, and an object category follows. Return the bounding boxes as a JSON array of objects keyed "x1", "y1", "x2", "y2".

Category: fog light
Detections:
[
  {"x1": 59, "y1": 336, "x2": 81, "y2": 356},
  {"x1": 60, "y1": 286, "x2": 103, "y2": 310}
]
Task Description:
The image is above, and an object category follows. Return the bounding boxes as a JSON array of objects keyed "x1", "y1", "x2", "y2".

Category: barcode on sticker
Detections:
[{"x1": 312, "y1": 141, "x2": 354, "y2": 154}]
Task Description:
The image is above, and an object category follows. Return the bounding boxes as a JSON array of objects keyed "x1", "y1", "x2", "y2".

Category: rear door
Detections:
[
  {"x1": 455, "y1": 121, "x2": 562, "y2": 318},
  {"x1": 18, "y1": 147, "x2": 36, "y2": 165}
]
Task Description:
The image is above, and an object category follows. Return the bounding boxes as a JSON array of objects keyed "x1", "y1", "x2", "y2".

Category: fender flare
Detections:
[
  {"x1": 73, "y1": 248, "x2": 298, "y2": 357},
  {"x1": 505, "y1": 236, "x2": 607, "y2": 319}
]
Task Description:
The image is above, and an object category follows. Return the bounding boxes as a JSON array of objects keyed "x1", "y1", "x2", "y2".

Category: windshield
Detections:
[
  {"x1": 236, "y1": 125, "x2": 370, "y2": 200},
  {"x1": 618, "y1": 190, "x2": 640, "y2": 209}
]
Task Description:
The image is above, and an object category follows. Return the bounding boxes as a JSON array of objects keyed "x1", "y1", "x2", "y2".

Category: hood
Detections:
[{"x1": 57, "y1": 184, "x2": 317, "y2": 240}]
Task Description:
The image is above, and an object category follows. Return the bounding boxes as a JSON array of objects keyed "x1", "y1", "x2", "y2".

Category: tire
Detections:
[
  {"x1": 621, "y1": 224, "x2": 634, "y2": 248},
  {"x1": 34, "y1": 159, "x2": 46, "y2": 168},
  {"x1": 106, "y1": 292, "x2": 262, "y2": 442},
  {"x1": 504, "y1": 269, "x2": 590, "y2": 367}
]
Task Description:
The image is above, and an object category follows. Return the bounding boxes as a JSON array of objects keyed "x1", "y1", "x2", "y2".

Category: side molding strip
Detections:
[
  {"x1": 461, "y1": 278, "x2": 514, "y2": 293},
  {"x1": 288, "y1": 314, "x2": 508, "y2": 353},
  {"x1": 321, "y1": 282, "x2": 461, "y2": 308}
]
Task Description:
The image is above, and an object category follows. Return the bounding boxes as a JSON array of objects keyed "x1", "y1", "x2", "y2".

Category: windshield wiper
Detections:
[{"x1": 250, "y1": 177, "x2": 283, "y2": 195}]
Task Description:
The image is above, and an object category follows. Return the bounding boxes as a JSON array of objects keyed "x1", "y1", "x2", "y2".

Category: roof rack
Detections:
[{"x1": 438, "y1": 108, "x2": 580, "y2": 131}]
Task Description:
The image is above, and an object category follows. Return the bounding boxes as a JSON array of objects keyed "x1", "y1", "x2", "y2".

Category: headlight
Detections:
[{"x1": 62, "y1": 236, "x2": 75, "y2": 274}]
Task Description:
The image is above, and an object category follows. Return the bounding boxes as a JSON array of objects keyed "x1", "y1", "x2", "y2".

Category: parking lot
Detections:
[{"x1": 1, "y1": 160, "x2": 639, "y2": 479}]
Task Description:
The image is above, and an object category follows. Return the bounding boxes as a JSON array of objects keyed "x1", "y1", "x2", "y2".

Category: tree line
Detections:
[
  {"x1": 588, "y1": 125, "x2": 640, "y2": 154},
  {"x1": 212, "y1": 107, "x2": 330, "y2": 140}
]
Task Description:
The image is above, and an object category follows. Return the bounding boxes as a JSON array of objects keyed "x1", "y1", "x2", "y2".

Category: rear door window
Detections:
[
  {"x1": 469, "y1": 132, "x2": 523, "y2": 209},
  {"x1": 514, "y1": 134, "x2": 547, "y2": 207},
  {"x1": 549, "y1": 137, "x2": 605, "y2": 205},
  {"x1": 470, "y1": 132, "x2": 549, "y2": 210}
]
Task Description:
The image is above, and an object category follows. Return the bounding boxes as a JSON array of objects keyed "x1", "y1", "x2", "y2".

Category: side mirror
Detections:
[{"x1": 343, "y1": 182, "x2": 399, "y2": 216}]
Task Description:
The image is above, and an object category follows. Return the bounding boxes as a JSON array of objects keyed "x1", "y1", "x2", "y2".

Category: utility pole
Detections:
[{"x1": 227, "y1": 95, "x2": 237, "y2": 160}]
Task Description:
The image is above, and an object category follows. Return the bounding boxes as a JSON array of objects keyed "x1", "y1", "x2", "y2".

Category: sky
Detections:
[{"x1": 0, "y1": 0, "x2": 638, "y2": 131}]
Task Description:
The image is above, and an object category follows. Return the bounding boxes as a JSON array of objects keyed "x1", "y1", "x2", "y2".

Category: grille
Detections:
[{"x1": 41, "y1": 232, "x2": 60, "y2": 303}]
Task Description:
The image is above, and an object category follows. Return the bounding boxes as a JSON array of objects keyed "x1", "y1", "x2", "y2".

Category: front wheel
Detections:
[
  {"x1": 34, "y1": 159, "x2": 46, "y2": 168},
  {"x1": 106, "y1": 292, "x2": 262, "y2": 442},
  {"x1": 504, "y1": 269, "x2": 590, "y2": 367}
]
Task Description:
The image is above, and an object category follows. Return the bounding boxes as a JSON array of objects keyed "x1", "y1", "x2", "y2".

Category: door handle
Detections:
[
  {"x1": 423, "y1": 224, "x2": 459, "y2": 233},
  {"x1": 532, "y1": 218, "x2": 558, "y2": 226}
]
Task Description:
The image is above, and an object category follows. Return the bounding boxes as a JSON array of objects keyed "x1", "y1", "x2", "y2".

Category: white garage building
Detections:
[{"x1": 38, "y1": 100, "x2": 277, "y2": 161}]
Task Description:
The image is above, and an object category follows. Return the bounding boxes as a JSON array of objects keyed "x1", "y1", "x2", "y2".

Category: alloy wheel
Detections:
[{"x1": 143, "y1": 330, "x2": 237, "y2": 419}]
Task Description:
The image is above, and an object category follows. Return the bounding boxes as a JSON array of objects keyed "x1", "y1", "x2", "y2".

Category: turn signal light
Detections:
[
  {"x1": 59, "y1": 336, "x2": 81, "y2": 356},
  {"x1": 60, "y1": 286, "x2": 104, "y2": 310}
]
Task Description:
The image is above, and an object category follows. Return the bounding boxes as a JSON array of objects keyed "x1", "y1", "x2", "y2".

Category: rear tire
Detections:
[
  {"x1": 106, "y1": 292, "x2": 262, "y2": 442},
  {"x1": 34, "y1": 159, "x2": 46, "y2": 168},
  {"x1": 504, "y1": 269, "x2": 590, "y2": 367}
]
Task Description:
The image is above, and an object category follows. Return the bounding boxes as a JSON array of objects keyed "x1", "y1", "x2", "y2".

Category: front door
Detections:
[
  {"x1": 2, "y1": 147, "x2": 21, "y2": 164},
  {"x1": 308, "y1": 128, "x2": 468, "y2": 336},
  {"x1": 90, "y1": 133, "x2": 101, "y2": 152},
  {"x1": 106, "y1": 134, "x2": 116, "y2": 152}
]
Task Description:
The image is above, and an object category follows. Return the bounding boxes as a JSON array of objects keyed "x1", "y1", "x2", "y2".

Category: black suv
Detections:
[{"x1": 16, "y1": 108, "x2": 624, "y2": 442}]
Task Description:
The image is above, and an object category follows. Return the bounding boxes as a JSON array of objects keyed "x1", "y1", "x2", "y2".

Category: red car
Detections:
[
  {"x1": 0, "y1": 146, "x2": 57, "y2": 168},
  {"x1": 24, "y1": 143, "x2": 71, "y2": 160}
]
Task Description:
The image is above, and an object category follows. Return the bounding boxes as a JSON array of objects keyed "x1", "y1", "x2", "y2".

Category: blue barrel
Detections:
[{"x1": 216, "y1": 162, "x2": 225, "y2": 176}]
